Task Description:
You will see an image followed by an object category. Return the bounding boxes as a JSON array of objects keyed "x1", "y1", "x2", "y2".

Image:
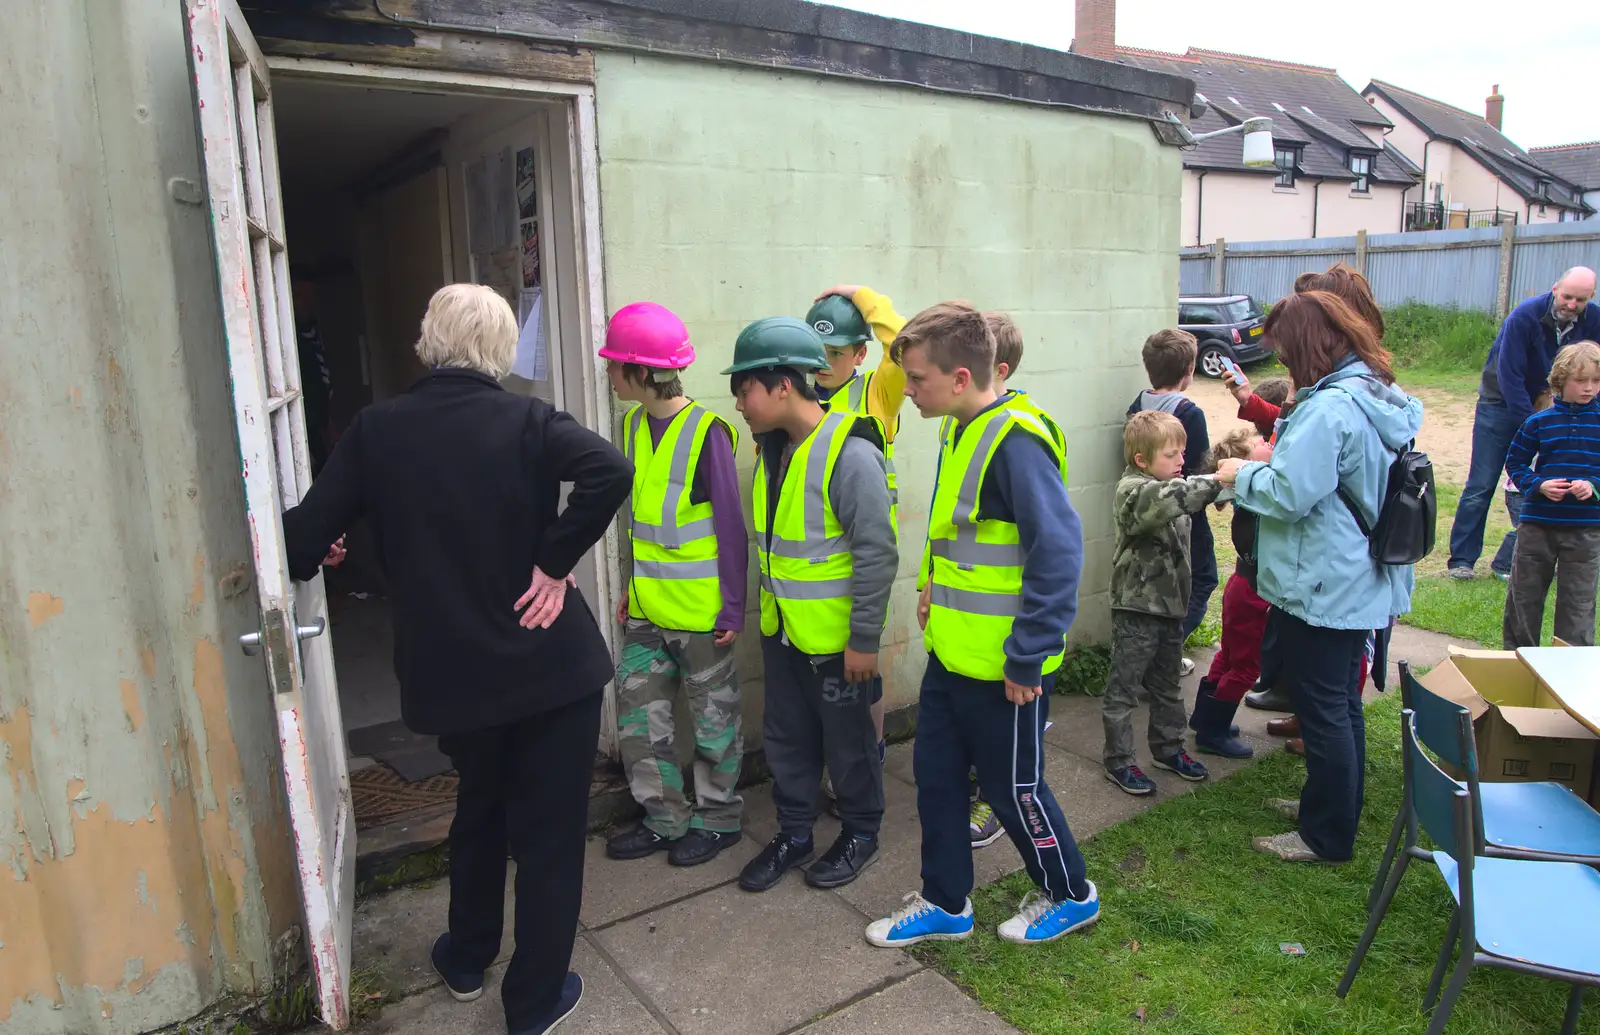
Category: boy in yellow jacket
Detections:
[{"x1": 806, "y1": 285, "x2": 909, "y2": 768}]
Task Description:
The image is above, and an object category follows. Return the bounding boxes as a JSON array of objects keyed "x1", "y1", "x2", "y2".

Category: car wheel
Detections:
[{"x1": 1197, "y1": 342, "x2": 1232, "y2": 379}]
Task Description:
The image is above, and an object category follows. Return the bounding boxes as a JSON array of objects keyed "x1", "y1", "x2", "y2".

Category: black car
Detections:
[{"x1": 1178, "y1": 294, "x2": 1274, "y2": 378}]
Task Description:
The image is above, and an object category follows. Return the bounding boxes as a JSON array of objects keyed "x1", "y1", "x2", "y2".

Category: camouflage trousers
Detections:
[
  {"x1": 616, "y1": 619, "x2": 744, "y2": 837},
  {"x1": 1101, "y1": 610, "x2": 1188, "y2": 772}
]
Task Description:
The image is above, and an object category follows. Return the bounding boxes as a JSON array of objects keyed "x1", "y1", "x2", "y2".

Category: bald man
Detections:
[{"x1": 1448, "y1": 267, "x2": 1600, "y2": 578}]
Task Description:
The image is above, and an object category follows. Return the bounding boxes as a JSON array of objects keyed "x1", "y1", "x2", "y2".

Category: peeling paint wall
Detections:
[
  {"x1": 1, "y1": 4, "x2": 301, "y2": 1033},
  {"x1": 593, "y1": 53, "x2": 1180, "y2": 736}
]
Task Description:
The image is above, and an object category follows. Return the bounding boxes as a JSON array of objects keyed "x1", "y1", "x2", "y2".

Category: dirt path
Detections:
[{"x1": 1187, "y1": 376, "x2": 1475, "y2": 485}]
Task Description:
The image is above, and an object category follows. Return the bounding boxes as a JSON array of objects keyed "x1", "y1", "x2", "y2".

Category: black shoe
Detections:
[
  {"x1": 1243, "y1": 680, "x2": 1293, "y2": 712},
  {"x1": 606, "y1": 822, "x2": 677, "y2": 861},
  {"x1": 804, "y1": 832, "x2": 879, "y2": 889},
  {"x1": 430, "y1": 933, "x2": 484, "y2": 1003},
  {"x1": 739, "y1": 834, "x2": 814, "y2": 892},
  {"x1": 1188, "y1": 678, "x2": 1240, "y2": 736},
  {"x1": 509, "y1": 971, "x2": 583, "y2": 1035},
  {"x1": 668, "y1": 828, "x2": 741, "y2": 867},
  {"x1": 1194, "y1": 694, "x2": 1254, "y2": 759}
]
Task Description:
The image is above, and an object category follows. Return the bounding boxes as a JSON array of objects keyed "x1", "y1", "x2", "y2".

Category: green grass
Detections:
[
  {"x1": 919, "y1": 695, "x2": 1600, "y2": 1034},
  {"x1": 1384, "y1": 304, "x2": 1500, "y2": 377}
]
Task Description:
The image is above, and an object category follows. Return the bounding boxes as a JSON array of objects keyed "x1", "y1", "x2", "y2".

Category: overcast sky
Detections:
[{"x1": 827, "y1": 0, "x2": 1600, "y2": 150}]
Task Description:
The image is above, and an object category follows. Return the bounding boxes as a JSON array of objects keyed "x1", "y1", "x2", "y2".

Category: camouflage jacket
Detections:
[{"x1": 1110, "y1": 467, "x2": 1225, "y2": 618}]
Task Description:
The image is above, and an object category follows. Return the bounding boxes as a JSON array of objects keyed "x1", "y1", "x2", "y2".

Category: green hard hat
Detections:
[
  {"x1": 720, "y1": 317, "x2": 830, "y2": 375},
  {"x1": 804, "y1": 294, "x2": 872, "y2": 346}
]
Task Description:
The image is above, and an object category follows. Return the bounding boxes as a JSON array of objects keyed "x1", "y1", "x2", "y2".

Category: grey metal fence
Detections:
[{"x1": 1179, "y1": 221, "x2": 1600, "y2": 317}]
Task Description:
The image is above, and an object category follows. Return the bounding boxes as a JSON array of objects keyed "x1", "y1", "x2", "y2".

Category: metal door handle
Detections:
[{"x1": 239, "y1": 617, "x2": 326, "y2": 656}]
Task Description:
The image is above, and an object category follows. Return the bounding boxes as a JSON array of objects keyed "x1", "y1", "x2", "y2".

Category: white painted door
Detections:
[{"x1": 185, "y1": 1, "x2": 355, "y2": 1027}]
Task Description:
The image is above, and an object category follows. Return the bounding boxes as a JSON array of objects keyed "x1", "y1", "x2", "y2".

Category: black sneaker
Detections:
[
  {"x1": 1105, "y1": 764, "x2": 1156, "y2": 796},
  {"x1": 804, "y1": 832, "x2": 879, "y2": 889},
  {"x1": 605, "y1": 822, "x2": 677, "y2": 861},
  {"x1": 1151, "y1": 751, "x2": 1210, "y2": 782},
  {"x1": 668, "y1": 828, "x2": 741, "y2": 867},
  {"x1": 739, "y1": 834, "x2": 814, "y2": 892},
  {"x1": 430, "y1": 933, "x2": 484, "y2": 1003},
  {"x1": 509, "y1": 971, "x2": 583, "y2": 1034}
]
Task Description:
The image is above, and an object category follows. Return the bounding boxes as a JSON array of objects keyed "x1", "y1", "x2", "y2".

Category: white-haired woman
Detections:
[{"x1": 283, "y1": 283, "x2": 631, "y2": 1034}]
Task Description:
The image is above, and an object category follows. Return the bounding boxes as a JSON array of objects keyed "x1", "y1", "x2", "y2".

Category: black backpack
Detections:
[{"x1": 1337, "y1": 444, "x2": 1436, "y2": 565}]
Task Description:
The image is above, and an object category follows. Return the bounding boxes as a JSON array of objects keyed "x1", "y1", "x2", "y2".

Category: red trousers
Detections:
[{"x1": 1206, "y1": 574, "x2": 1271, "y2": 703}]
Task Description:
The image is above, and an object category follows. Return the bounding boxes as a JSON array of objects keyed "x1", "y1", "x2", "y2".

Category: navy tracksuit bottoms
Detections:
[{"x1": 915, "y1": 652, "x2": 1091, "y2": 916}]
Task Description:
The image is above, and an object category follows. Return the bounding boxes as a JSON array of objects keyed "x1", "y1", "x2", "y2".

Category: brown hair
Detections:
[
  {"x1": 984, "y1": 311, "x2": 1024, "y2": 376},
  {"x1": 1548, "y1": 341, "x2": 1600, "y2": 397},
  {"x1": 891, "y1": 301, "x2": 997, "y2": 389},
  {"x1": 620, "y1": 362, "x2": 686, "y2": 399},
  {"x1": 1263, "y1": 291, "x2": 1394, "y2": 388},
  {"x1": 1124, "y1": 410, "x2": 1186, "y2": 468},
  {"x1": 1208, "y1": 427, "x2": 1261, "y2": 471},
  {"x1": 1142, "y1": 329, "x2": 1198, "y2": 389},
  {"x1": 1293, "y1": 263, "x2": 1384, "y2": 340},
  {"x1": 1255, "y1": 376, "x2": 1292, "y2": 407}
]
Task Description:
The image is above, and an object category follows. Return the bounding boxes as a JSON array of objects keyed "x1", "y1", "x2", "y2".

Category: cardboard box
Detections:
[{"x1": 1417, "y1": 648, "x2": 1597, "y2": 798}]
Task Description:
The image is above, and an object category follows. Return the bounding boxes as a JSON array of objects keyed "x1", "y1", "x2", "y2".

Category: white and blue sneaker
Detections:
[
  {"x1": 865, "y1": 892, "x2": 975, "y2": 947},
  {"x1": 997, "y1": 884, "x2": 1100, "y2": 945}
]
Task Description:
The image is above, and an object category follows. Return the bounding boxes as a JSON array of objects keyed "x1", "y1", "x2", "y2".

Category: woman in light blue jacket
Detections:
[{"x1": 1217, "y1": 291, "x2": 1423, "y2": 865}]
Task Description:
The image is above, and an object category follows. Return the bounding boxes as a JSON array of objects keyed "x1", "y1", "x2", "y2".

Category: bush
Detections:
[
  {"x1": 1382, "y1": 303, "x2": 1499, "y2": 373},
  {"x1": 1055, "y1": 642, "x2": 1112, "y2": 696}
]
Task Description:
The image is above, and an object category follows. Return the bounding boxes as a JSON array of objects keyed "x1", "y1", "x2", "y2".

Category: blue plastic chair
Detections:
[
  {"x1": 1364, "y1": 662, "x2": 1600, "y2": 918},
  {"x1": 1342, "y1": 710, "x2": 1600, "y2": 1034}
]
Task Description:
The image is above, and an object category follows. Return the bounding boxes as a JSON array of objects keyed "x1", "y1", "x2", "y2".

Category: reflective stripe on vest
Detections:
[
  {"x1": 924, "y1": 406, "x2": 1067, "y2": 682},
  {"x1": 624, "y1": 402, "x2": 735, "y2": 632},
  {"x1": 752, "y1": 410, "x2": 857, "y2": 655},
  {"x1": 830, "y1": 371, "x2": 897, "y2": 511}
]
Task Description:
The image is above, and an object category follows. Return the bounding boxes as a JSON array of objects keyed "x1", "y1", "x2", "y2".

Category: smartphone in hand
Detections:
[{"x1": 1219, "y1": 356, "x2": 1243, "y2": 383}]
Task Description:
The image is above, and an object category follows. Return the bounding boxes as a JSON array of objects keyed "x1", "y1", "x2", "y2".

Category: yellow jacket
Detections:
[{"x1": 850, "y1": 287, "x2": 908, "y2": 444}]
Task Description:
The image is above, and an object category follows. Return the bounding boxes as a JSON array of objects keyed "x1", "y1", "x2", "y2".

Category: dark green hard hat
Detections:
[
  {"x1": 721, "y1": 317, "x2": 829, "y2": 374},
  {"x1": 804, "y1": 294, "x2": 872, "y2": 347}
]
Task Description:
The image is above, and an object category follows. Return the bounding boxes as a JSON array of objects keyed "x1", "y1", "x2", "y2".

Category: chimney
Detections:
[
  {"x1": 1074, "y1": 0, "x2": 1116, "y2": 61},
  {"x1": 1486, "y1": 84, "x2": 1504, "y2": 131}
]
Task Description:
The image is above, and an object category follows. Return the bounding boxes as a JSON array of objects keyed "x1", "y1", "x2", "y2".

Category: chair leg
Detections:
[
  {"x1": 1367, "y1": 808, "x2": 1407, "y2": 913},
  {"x1": 1424, "y1": 956, "x2": 1473, "y2": 1035},
  {"x1": 1423, "y1": 909, "x2": 1461, "y2": 1015},
  {"x1": 1562, "y1": 985, "x2": 1585, "y2": 1035},
  {"x1": 1338, "y1": 842, "x2": 1411, "y2": 997}
]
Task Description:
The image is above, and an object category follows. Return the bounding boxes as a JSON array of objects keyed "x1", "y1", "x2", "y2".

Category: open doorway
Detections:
[{"x1": 271, "y1": 73, "x2": 611, "y2": 863}]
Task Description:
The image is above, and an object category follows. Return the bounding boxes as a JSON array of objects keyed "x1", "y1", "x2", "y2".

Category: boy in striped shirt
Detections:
[{"x1": 1502, "y1": 341, "x2": 1600, "y2": 648}]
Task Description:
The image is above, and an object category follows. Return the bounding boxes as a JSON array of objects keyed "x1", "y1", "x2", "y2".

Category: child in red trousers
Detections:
[{"x1": 1189, "y1": 429, "x2": 1275, "y2": 757}]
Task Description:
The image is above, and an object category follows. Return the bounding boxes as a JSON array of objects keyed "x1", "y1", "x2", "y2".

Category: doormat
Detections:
[
  {"x1": 347, "y1": 720, "x2": 453, "y2": 782},
  {"x1": 351, "y1": 764, "x2": 457, "y2": 829}
]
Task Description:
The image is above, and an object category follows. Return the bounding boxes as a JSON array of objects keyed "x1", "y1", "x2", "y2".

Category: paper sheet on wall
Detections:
[{"x1": 513, "y1": 288, "x2": 548, "y2": 381}]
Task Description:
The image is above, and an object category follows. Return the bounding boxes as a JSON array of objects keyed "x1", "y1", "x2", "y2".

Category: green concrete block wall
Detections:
[{"x1": 594, "y1": 53, "x2": 1181, "y2": 716}]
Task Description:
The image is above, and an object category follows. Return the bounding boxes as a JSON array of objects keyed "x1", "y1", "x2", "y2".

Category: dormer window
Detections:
[
  {"x1": 1275, "y1": 146, "x2": 1301, "y2": 188},
  {"x1": 1537, "y1": 178, "x2": 1552, "y2": 198},
  {"x1": 1349, "y1": 152, "x2": 1373, "y2": 193}
]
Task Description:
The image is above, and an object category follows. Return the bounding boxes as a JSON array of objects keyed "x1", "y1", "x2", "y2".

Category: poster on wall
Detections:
[
  {"x1": 516, "y1": 146, "x2": 541, "y2": 289},
  {"x1": 514, "y1": 288, "x2": 548, "y2": 382}
]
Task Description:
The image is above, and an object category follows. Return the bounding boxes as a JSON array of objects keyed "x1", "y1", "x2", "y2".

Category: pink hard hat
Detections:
[{"x1": 599, "y1": 302, "x2": 694, "y2": 369}]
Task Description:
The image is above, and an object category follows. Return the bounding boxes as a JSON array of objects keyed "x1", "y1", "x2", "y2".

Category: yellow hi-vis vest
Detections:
[
  {"x1": 924, "y1": 405, "x2": 1068, "y2": 682},
  {"x1": 826, "y1": 371, "x2": 899, "y2": 527},
  {"x1": 625, "y1": 402, "x2": 737, "y2": 633},
  {"x1": 753, "y1": 411, "x2": 883, "y2": 655}
]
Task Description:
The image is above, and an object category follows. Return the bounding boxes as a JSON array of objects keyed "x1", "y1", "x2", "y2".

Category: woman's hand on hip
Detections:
[{"x1": 516, "y1": 567, "x2": 568, "y2": 629}]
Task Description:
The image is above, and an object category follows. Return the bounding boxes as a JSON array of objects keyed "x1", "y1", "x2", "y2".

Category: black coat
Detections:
[{"x1": 282, "y1": 369, "x2": 632, "y2": 735}]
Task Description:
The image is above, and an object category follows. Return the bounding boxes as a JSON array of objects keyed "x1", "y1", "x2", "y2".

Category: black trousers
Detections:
[
  {"x1": 916, "y1": 653, "x2": 1089, "y2": 915},
  {"x1": 761, "y1": 635, "x2": 884, "y2": 840},
  {"x1": 1277, "y1": 613, "x2": 1369, "y2": 862},
  {"x1": 437, "y1": 691, "x2": 603, "y2": 1030}
]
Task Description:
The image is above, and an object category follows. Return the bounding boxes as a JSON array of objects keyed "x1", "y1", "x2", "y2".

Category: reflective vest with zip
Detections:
[
  {"x1": 753, "y1": 410, "x2": 883, "y2": 655},
  {"x1": 625, "y1": 402, "x2": 737, "y2": 633},
  {"x1": 826, "y1": 370, "x2": 899, "y2": 527},
  {"x1": 924, "y1": 405, "x2": 1068, "y2": 682}
]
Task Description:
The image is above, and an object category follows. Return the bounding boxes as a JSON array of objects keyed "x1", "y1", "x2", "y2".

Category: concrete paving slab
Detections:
[
  {"x1": 1039, "y1": 743, "x2": 1153, "y2": 843},
  {"x1": 592, "y1": 877, "x2": 918, "y2": 1035},
  {"x1": 354, "y1": 938, "x2": 664, "y2": 1035},
  {"x1": 827, "y1": 776, "x2": 925, "y2": 920},
  {"x1": 793, "y1": 970, "x2": 1020, "y2": 1034},
  {"x1": 354, "y1": 872, "x2": 515, "y2": 997},
  {"x1": 579, "y1": 829, "x2": 762, "y2": 930}
]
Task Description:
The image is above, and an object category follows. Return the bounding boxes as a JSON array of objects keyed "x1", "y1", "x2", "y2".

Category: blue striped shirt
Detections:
[{"x1": 1506, "y1": 398, "x2": 1600, "y2": 526}]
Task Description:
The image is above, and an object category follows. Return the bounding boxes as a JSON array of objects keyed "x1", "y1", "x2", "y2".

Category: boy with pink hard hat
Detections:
[{"x1": 599, "y1": 302, "x2": 750, "y2": 867}]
